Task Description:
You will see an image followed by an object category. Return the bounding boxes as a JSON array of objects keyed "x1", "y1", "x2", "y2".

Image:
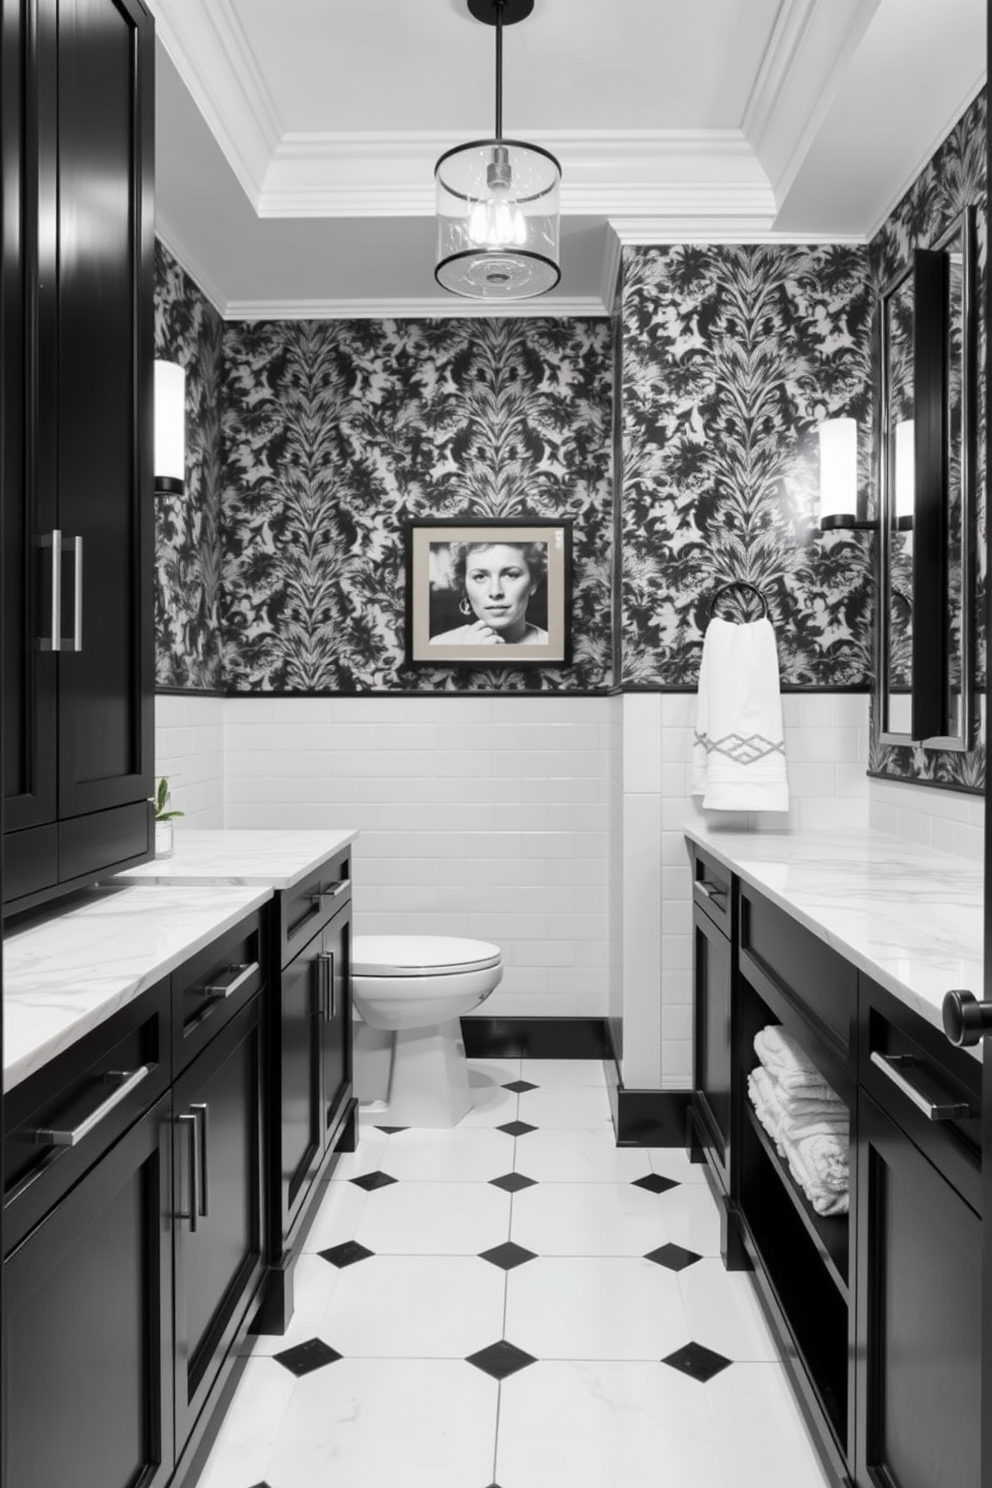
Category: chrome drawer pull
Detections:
[
  {"x1": 870, "y1": 1051, "x2": 972, "y2": 1122},
  {"x1": 319, "y1": 950, "x2": 336, "y2": 1021},
  {"x1": 197, "y1": 961, "x2": 258, "y2": 1000},
  {"x1": 697, "y1": 880, "x2": 726, "y2": 903},
  {"x1": 177, "y1": 1111, "x2": 200, "y2": 1231},
  {"x1": 308, "y1": 880, "x2": 351, "y2": 906},
  {"x1": 34, "y1": 1065, "x2": 152, "y2": 1146},
  {"x1": 70, "y1": 534, "x2": 83, "y2": 652}
]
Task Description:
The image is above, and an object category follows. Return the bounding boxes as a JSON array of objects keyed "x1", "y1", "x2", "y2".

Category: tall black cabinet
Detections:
[{"x1": 1, "y1": 0, "x2": 154, "y2": 915}]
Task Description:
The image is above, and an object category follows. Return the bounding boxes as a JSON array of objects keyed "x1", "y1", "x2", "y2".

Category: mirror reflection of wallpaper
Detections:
[
  {"x1": 619, "y1": 242, "x2": 874, "y2": 686},
  {"x1": 219, "y1": 318, "x2": 612, "y2": 691},
  {"x1": 869, "y1": 88, "x2": 986, "y2": 792},
  {"x1": 154, "y1": 243, "x2": 224, "y2": 691}
]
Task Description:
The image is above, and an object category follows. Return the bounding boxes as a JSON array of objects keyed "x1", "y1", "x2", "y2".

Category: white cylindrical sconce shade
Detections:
[
  {"x1": 894, "y1": 419, "x2": 915, "y2": 528},
  {"x1": 818, "y1": 417, "x2": 858, "y2": 529},
  {"x1": 435, "y1": 139, "x2": 561, "y2": 299},
  {"x1": 154, "y1": 359, "x2": 186, "y2": 495}
]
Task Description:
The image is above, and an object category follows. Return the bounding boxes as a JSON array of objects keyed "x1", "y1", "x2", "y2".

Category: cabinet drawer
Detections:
[
  {"x1": 279, "y1": 849, "x2": 352, "y2": 968},
  {"x1": 4, "y1": 976, "x2": 170, "y2": 1254},
  {"x1": 860, "y1": 975, "x2": 980, "y2": 1216},
  {"x1": 691, "y1": 846, "x2": 732, "y2": 938},
  {"x1": 740, "y1": 886, "x2": 856, "y2": 1065},
  {"x1": 172, "y1": 912, "x2": 265, "y2": 1075}
]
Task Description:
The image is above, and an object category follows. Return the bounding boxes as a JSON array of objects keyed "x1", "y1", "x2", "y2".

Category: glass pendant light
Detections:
[{"x1": 435, "y1": 0, "x2": 561, "y2": 300}]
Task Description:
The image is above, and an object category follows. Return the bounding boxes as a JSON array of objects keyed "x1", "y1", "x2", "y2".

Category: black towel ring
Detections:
[{"x1": 707, "y1": 580, "x2": 770, "y2": 623}]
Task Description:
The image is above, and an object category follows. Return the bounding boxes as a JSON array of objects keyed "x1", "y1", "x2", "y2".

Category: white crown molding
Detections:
[
  {"x1": 221, "y1": 295, "x2": 611, "y2": 323},
  {"x1": 154, "y1": 218, "x2": 227, "y2": 316},
  {"x1": 598, "y1": 228, "x2": 622, "y2": 312},
  {"x1": 743, "y1": 0, "x2": 881, "y2": 206},
  {"x1": 149, "y1": 0, "x2": 282, "y2": 206},
  {"x1": 609, "y1": 220, "x2": 867, "y2": 246},
  {"x1": 863, "y1": 72, "x2": 987, "y2": 243}
]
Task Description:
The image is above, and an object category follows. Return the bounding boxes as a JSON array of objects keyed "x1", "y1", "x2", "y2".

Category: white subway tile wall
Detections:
[
  {"x1": 221, "y1": 697, "x2": 612, "y2": 1022},
  {"x1": 154, "y1": 695, "x2": 225, "y2": 826},
  {"x1": 868, "y1": 776, "x2": 983, "y2": 861}
]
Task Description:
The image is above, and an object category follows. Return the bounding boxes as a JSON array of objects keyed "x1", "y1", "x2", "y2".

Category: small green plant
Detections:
[{"x1": 154, "y1": 776, "x2": 184, "y2": 823}]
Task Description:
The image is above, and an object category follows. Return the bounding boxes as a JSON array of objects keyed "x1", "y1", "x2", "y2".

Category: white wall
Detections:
[
  {"x1": 154, "y1": 694, "x2": 225, "y2": 826},
  {"x1": 868, "y1": 776, "x2": 983, "y2": 860},
  {"x1": 221, "y1": 696, "x2": 611, "y2": 1022}
]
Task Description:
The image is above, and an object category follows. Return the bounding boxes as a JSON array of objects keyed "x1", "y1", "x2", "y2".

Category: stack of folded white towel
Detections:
[{"x1": 747, "y1": 1025, "x2": 849, "y2": 1217}]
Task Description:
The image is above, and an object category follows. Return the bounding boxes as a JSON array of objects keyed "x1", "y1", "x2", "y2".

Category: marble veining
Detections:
[
  {"x1": 112, "y1": 828, "x2": 357, "y2": 890},
  {"x1": 684, "y1": 825, "x2": 983, "y2": 1055},
  {"x1": 4, "y1": 883, "x2": 271, "y2": 1088}
]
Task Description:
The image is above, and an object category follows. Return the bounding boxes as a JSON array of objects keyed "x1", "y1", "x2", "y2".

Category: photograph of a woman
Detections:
[{"x1": 405, "y1": 519, "x2": 572, "y2": 666}]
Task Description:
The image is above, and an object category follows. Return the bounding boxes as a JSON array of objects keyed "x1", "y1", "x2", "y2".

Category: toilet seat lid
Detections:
[{"x1": 352, "y1": 935, "x2": 501, "y2": 977}]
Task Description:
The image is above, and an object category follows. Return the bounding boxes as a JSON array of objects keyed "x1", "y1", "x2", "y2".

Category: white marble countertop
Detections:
[
  {"x1": 4, "y1": 883, "x2": 271, "y2": 1089},
  {"x1": 112, "y1": 828, "x2": 357, "y2": 890},
  {"x1": 684, "y1": 823, "x2": 984, "y2": 1055}
]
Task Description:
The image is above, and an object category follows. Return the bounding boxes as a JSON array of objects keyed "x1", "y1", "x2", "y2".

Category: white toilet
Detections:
[{"x1": 351, "y1": 935, "x2": 503, "y2": 1128}]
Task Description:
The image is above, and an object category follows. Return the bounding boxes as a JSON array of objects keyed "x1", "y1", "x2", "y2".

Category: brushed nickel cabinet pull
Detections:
[
  {"x1": 177, "y1": 1111, "x2": 200, "y2": 1231},
  {"x1": 197, "y1": 961, "x2": 258, "y2": 1000},
  {"x1": 34, "y1": 1065, "x2": 152, "y2": 1146},
  {"x1": 870, "y1": 1051, "x2": 972, "y2": 1122}
]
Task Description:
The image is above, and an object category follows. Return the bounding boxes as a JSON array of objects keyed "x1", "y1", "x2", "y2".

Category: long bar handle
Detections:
[
  {"x1": 34, "y1": 1065, "x2": 152, "y2": 1146},
  {"x1": 319, "y1": 950, "x2": 336, "y2": 1021},
  {"x1": 308, "y1": 880, "x2": 351, "y2": 906},
  {"x1": 190, "y1": 1102, "x2": 209, "y2": 1219},
  {"x1": 870, "y1": 1051, "x2": 972, "y2": 1122},
  {"x1": 197, "y1": 961, "x2": 258, "y2": 1000},
  {"x1": 70, "y1": 534, "x2": 83, "y2": 652},
  {"x1": 38, "y1": 531, "x2": 82, "y2": 652},
  {"x1": 696, "y1": 880, "x2": 727, "y2": 903},
  {"x1": 177, "y1": 1112, "x2": 200, "y2": 1231}
]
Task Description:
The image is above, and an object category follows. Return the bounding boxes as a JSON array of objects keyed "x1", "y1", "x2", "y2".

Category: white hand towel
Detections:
[
  {"x1": 691, "y1": 616, "x2": 788, "y2": 811},
  {"x1": 755, "y1": 1027, "x2": 840, "y2": 1099}
]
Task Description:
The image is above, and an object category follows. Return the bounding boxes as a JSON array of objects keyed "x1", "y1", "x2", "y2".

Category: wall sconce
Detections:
[
  {"x1": 817, "y1": 417, "x2": 875, "y2": 531},
  {"x1": 893, "y1": 419, "x2": 914, "y2": 531},
  {"x1": 154, "y1": 359, "x2": 186, "y2": 496}
]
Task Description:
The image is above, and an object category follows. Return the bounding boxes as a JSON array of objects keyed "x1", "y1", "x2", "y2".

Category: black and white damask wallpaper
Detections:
[
  {"x1": 619, "y1": 242, "x2": 874, "y2": 687},
  {"x1": 868, "y1": 88, "x2": 987, "y2": 792},
  {"x1": 220, "y1": 317, "x2": 612, "y2": 692},
  {"x1": 154, "y1": 242, "x2": 224, "y2": 691}
]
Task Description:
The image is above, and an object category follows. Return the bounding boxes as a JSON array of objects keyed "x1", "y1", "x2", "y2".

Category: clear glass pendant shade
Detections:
[{"x1": 435, "y1": 138, "x2": 561, "y2": 299}]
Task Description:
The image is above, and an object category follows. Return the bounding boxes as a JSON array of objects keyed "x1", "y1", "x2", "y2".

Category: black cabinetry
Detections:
[
  {"x1": 1, "y1": 0, "x2": 154, "y2": 915},
  {"x1": 689, "y1": 845, "x2": 734, "y2": 1194}
]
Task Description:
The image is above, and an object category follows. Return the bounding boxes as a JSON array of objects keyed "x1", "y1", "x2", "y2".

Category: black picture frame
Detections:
[{"x1": 404, "y1": 518, "x2": 573, "y2": 666}]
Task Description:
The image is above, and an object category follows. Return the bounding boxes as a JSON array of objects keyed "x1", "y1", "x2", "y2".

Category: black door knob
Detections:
[{"x1": 942, "y1": 989, "x2": 992, "y2": 1047}]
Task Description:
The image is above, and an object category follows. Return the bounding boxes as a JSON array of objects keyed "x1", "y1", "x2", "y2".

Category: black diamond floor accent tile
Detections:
[
  {"x1": 466, "y1": 1340, "x2": 538, "y2": 1380},
  {"x1": 319, "y1": 1240, "x2": 375, "y2": 1268},
  {"x1": 375, "y1": 1125, "x2": 407, "y2": 1134},
  {"x1": 632, "y1": 1172, "x2": 679, "y2": 1195},
  {"x1": 502, "y1": 1079, "x2": 538, "y2": 1093},
  {"x1": 644, "y1": 1242, "x2": 702, "y2": 1272},
  {"x1": 273, "y1": 1338, "x2": 343, "y2": 1377},
  {"x1": 497, "y1": 1120, "x2": 538, "y2": 1137},
  {"x1": 349, "y1": 1169, "x2": 397, "y2": 1191},
  {"x1": 478, "y1": 1241, "x2": 538, "y2": 1271},
  {"x1": 489, "y1": 1171, "x2": 538, "y2": 1193},
  {"x1": 662, "y1": 1341, "x2": 732, "y2": 1382}
]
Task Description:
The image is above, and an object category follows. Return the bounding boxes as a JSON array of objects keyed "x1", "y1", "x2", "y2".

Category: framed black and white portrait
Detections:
[{"x1": 405, "y1": 518, "x2": 573, "y2": 666}]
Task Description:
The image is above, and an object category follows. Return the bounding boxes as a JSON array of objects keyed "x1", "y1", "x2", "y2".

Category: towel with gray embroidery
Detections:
[{"x1": 691, "y1": 616, "x2": 789, "y2": 812}]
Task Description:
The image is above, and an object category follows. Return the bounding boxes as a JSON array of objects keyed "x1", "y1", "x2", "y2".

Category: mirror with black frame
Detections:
[{"x1": 877, "y1": 205, "x2": 975, "y2": 751}]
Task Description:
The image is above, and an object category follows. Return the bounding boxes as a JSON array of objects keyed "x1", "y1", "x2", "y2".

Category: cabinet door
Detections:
[
  {"x1": 2, "y1": 0, "x2": 58, "y2": 847},
  {"x1": 173, "y1": 996, "x2": 265, "y2": 1457},
  {"x1": 279, "y1": 927, "x2": 324, "y2": 1242},
  {"x1": 856, "y1": 1092, "x2": 980, "y2": 1488},
  {"x1": 320, "y1": 901, "x2": 353, "y2": 1148},
  {"x1": 692, "y1": 907, "x2": 732, "y2": 1190},
  {"x1": 49, "y1": 0, "x2": 153, "y2": 824},
  {"x1": 5, "y1": 1094, "x2": 173, "y2": 1488}
]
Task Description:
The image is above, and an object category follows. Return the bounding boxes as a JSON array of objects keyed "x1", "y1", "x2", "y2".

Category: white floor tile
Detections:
[
  {"x1": 505, "y1": 1256, "x2": 690, "y2": 1360},
  {"x1": 655, "y1": 1184, "x2": 724, "y2": 1256},
  {"x1": 649, "y1": 1145, "x2": 711, "y2": 1185},
  {"x1": 353, "y1": 1179, "x2": 511, "y2": 1254},
  {"x1": 459, "y1": 1078, "x2": 520, "y2": 1127},
  {"x1": 468, "y1": 1056, "x2": 522, "y2": 1082},
  {"x1": 678, "y1": 1260, "x2": 780, "y2": 1363},
  {"x1": 497, "y1": 1360, "x2": 727, "y2": 1488},
  {"x1": 516, "y1": 1127, "x2": 653, "y2": 1183},
  {"x1": 331, "y1": 1129, "x2": 390, "y2": 1181},
  {"x1": 518, "y1": 1084, "x2": 613, "y2": 1128},
  {"x1": 381, "y1": 1126, "x2": 516, "y2": 1181},
  {"x1": 299, "y1": 1177, "x2": 369, "y2": 1252},
  {"x1": 318, "y1": 1254, "x2": 506, "y2": 1358},
  {"x1": 249, "y1": 1253, "x2": 342, "y2": 1357},
  {"x1": 194, "y1": 1358, "x2": 296, "y2": 1488},
  {"x1": 705, "y1": 1363, "x2": 834, "y2": 1488},
  {"x1": 510, "y1": 1181, "x2": 671, "y2": 1256},
  {"x1": 265, "y1": 1358, "x2": 499, "y2": 1488},
  {"x1": 521, "y1": 1058, "x2": 608, "y2": 1087}
]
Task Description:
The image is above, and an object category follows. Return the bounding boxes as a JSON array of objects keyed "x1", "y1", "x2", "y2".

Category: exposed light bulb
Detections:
[{"x1": 469, "y1": 191, "x2": 527, "y2": 248}]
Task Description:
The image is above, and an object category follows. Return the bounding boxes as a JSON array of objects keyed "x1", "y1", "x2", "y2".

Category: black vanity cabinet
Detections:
[
  {"x1": 1, "y1": 0, "x2": 155, "y2": 915},
  {"x1": 258, "y1": 849, "x2": 355, "y2": 1332},
  {"x1": 689, "y1": 845, "x2": 735, "y2": 1196},
  {"x1": 855, "y1": 977, "x2": 982, "y2": 1488}
]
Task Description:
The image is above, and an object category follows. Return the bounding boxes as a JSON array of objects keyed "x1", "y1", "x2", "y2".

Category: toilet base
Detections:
[{"x1": 354, "y1": 1017, "x2": 474, "y2": 1128}]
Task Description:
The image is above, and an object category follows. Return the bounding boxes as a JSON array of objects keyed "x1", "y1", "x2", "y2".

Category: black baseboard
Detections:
[
  {"x1": 460, "y1": 1015, "x2": 609, "y2": 1060},
  {"x1": 604, "y1": 1028, "x2": 692, "y2": 1146}
]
